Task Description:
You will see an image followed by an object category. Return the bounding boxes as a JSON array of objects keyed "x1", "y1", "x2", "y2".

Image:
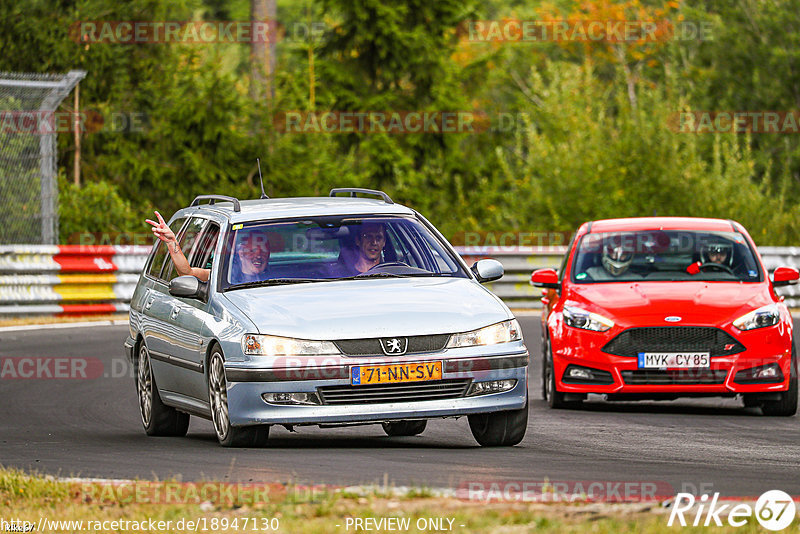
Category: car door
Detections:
[
  {"x1": 145, "y1": 216, "x2": 206, "y2": 397},
  {"x1": 139, "y1": 216, "x2": 187, "y2": 378},
  {"x1": 166, "y1": 221, "x2": 220, "y2": 402}
]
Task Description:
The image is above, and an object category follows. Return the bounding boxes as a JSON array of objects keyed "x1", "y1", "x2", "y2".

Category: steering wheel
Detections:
[{"x1": 698, "y1": 262, "x2": 735, "y2": 275}]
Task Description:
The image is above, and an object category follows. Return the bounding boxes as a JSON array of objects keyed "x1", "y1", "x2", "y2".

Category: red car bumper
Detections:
[{"x1": 551, "y1": 322, "x2": 793, "y2": 396}]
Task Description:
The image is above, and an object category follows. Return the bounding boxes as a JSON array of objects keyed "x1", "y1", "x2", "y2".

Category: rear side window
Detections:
[
  {"x1": 147, "y1": 217, "x2": 187, "y2": 278},
  {"x1": 191, "y1": 223, "x2": 220, "y2": 271}
]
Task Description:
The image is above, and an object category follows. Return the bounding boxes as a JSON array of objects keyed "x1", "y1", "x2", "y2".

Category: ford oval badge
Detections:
[{"x1": 664, "y1": 316, "x2": 682, "y2": 322}]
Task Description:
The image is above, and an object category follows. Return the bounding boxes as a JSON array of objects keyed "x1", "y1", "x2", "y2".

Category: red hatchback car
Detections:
[{"x1": 532, "y1": 217, "x2": 799, "y2": 415}]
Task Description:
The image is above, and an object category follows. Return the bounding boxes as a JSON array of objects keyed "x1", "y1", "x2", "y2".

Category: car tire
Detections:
[
  {"x1": 136, "y1": 344, "x2": 190, "y2": 437},
  {"x1": 468, "y1": 398, "x2": 528, "y2": 447},
  {"x1": 540, "y1": 336, "x2": 549, "y2": 400},
  {"x1": 208, "y1": 347, "x2": 270, "y2": 447},
  {"x1": 382, "y1": 420, "x2": 427, "y2": 437},
  {"x1": 761, "y1": 345, "x2": 798, "y2": 417},
  {"x1": 544, "y1": 347, "x2": 578, "y2": 409}
]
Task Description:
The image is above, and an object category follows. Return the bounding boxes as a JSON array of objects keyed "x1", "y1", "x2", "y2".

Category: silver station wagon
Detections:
[{"x1": 124, "y1": 189, "x2": 529, "y2": 447}]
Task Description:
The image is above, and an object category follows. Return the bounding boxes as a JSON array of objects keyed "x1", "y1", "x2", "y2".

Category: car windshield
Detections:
[
  {"x1": 570, "y1": 230, "x2": 762, "y2": 283},
  {"x1": 220, "y1": 216, "x2": 467, "y2": 290}
]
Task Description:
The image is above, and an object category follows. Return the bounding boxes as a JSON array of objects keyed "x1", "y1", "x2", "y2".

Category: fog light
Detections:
[
  {"x1": 757, "y1": 366, "x2": 779, "y2": 379},
  {"x1": 262, "y1": 392, "x2": 321, "y2": 405},
  {"x1": 734, "y1": 362, "x2": 784, "y2": 384},
  {"x1": 466, "y1": 379, "x2": 516, "y2": 396},
  {"x1": 562, "y1": 364, "x2": 614, "y2": 385},
  {"x1": 567, "y1": 367, "x2": 592, "y2": 380}
]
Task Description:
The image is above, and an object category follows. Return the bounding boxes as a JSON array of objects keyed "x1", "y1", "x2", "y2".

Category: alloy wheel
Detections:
[
  {"x1": 208, "y1": 352, "x2": 230, "y2": 440},
  {"x1": 137, "y1": 346, "x2": 152, "y2": 427}
]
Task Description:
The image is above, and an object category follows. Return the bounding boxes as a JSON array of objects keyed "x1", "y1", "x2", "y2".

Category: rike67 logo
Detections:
[{"x1": 668, "y1": 490, "x2": 796, "y2": 531}]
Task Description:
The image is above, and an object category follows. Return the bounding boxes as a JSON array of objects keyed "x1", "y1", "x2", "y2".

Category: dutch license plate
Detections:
[
  {"x1": 637, "y1": 352, "x2": 710, "y2": 369},
  {"x1": 351, "y1": 361, "x2": 443, "y2": 385}
]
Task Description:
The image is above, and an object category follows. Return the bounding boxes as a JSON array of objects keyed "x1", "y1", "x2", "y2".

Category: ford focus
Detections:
[{"x1": 531, "y1": 217, "x2": 798, "y2": 415}]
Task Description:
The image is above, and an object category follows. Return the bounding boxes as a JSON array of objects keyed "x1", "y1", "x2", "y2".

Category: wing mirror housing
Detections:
[
  {"x1": 169, "y1": 275, "x2": 208, "y2": 300},
  {"x1": 772, "y1": 266, "x2": 799, "y2": 287},
  {"x1": 471, "y1": 259, "x2": 504, "y2": 283},
  {"x1": 531, "y1": 268, "x2": 560, "y2": 289}
]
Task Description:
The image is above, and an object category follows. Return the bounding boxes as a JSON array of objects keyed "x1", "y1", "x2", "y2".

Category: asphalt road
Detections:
[{"x1": 1, "y1": 317, "x2": 798, "y2": 497}]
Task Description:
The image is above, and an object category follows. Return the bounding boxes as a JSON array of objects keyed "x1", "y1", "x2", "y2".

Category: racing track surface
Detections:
[{"x1": 1, "y1": 316, "x2": 798, "y2": 497}]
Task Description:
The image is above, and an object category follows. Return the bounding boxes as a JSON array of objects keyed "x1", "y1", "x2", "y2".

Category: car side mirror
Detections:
[
  {"x1": 169, "y1": 275, "x2": 207, "y2": 300},
  {"x1": 531, "y1": 268, "x2": 560, "y2": 289},
  {"x1": 772, "y1": 266, "x2": 799, "y2": 287},
  {"x1": 471, "y1": 259, "x2": 504, "y2": 283}
]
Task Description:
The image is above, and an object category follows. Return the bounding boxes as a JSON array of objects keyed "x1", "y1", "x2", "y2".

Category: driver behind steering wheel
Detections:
[
  {"x1": 702, "y1": 241, "x2": 733, "y2": 267},
  {"x1": 687, "y1": 238, "x2": 736, "y2": 275},
  {"x1": 353, "y1": 222, "x2": 386, "y2": 273}
]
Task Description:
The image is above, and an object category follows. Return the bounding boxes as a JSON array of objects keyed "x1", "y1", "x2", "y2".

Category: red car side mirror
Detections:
[
  {"x1": 531, "y1": 268, "x2": 560, "y2": 289},
  {"x1": 772, "y1": 266, "x2": 799, "y2": 287}
]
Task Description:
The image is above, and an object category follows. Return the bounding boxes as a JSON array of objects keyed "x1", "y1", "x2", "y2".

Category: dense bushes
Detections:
[{"x1": 0, "y1": 0, "x2": 796, "y2": 244}]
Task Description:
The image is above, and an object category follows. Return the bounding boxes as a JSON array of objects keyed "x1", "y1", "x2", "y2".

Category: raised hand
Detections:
[{"x1": 145, "y1": 211, "x2": 176, "y2": 246}]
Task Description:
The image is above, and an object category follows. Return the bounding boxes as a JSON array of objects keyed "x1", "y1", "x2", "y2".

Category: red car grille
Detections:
[{"x1": 602, "y1": 327, "x2": 745, "y2": 357}]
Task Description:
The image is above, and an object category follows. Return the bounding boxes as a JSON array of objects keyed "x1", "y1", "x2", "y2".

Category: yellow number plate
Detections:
[{"x1": 351, "y1": 361, "x2": 443, "y2": 386}]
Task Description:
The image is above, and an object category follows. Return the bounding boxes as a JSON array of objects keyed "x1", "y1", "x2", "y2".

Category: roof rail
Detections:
[
  {"x1": 329, "y1": 188, "x2": 394, "y2": 204},
  {"x1": 190, "y1": 194, "x2": 241, "y2": 212}
]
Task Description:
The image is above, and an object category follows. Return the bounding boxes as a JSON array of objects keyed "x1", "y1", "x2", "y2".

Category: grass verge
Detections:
[{"x1": 0, "y1": 468, "x2": 788, "y2": 533}]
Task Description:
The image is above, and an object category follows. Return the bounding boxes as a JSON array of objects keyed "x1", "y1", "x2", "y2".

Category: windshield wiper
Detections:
[
  {"x1": 353, "y1": 272, "x2": 409, "y2": 279},
  {"x1": 228, "y1": 278, "x2": 321, "y2": 290}
]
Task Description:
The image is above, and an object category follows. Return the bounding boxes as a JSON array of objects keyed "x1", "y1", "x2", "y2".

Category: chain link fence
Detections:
[{"x1": 0, "y1": 70, "x2": 86, "y2": 244}]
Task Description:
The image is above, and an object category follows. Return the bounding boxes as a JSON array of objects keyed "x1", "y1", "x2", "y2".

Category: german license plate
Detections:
[
  {"x1": 638, "y1": 352, "x2": 710, "y2": 369},
  {"x1": 351, "y1": 361, "x2": 443, "y2": 385}
]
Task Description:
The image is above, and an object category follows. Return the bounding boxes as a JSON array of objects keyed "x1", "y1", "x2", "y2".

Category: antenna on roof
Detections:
[{"x1": 256, "y1": 158, "x2": 269, "y2": 199}]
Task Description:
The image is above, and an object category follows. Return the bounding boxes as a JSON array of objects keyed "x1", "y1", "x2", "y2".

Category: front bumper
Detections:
[
  {"x1": 223, "y1": 349, "x2": 529, "y2": 426},
  {"x1": 552, "y1": 325, "x2": 793, "y2": 396}
]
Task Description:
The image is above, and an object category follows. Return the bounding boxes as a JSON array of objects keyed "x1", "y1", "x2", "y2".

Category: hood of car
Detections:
[
  {"x1": 566, "y1": 281, "x2": 773, "y2": 327},
  {"x1": 221, "y1": 277, "x2": 511, "y2": 339}
]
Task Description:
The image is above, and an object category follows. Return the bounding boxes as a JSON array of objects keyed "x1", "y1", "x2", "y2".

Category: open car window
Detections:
[
  {"x1": 162, "y1": 217, "x2": 206, "y2": 282},
  {"x1": 220, "y1": 216, "x2": 467, "y2": 290},
  {"x1": 570, "y1": 230, "x2": 763, "y2": 283},
  {"x1": 146, "y1": 217, "x2": 187, "y2": 280}
]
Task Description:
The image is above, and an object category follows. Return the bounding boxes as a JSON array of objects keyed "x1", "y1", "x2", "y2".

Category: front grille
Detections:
[
  {"x1": 334, "y1": 335, "x2": 450, "y2": 357},
  {"x1": 602, "y1": 327, "x2": 745, "y2": 357},
  {"x1": 621, "y1": 370, "x2": 728, "y2": 385},
  {"x1": 317, "y1": 379, "x2": 470, "y2": 405}
]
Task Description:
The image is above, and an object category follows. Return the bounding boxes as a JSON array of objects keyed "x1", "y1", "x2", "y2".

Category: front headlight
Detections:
[
  {"x1": 563, "y1": 306, "x2": 614, "y2": 332},
  {"x1": 733, "y1": 304, "x2": 781, "y2": 331},
  {"x1": 242, "y1": 334, "x2": 341, "y2": 356},
  {"x1": 446, "y1": 319, "x2": 521, "y2": 348}
]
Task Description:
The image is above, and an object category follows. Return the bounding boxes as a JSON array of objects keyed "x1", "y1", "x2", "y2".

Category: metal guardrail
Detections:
[
  {"x1": 1, "y1": 245, "x2": 799, "y2": 315},
  {"x1": 455, "y1": 246, "x2": 800, "y2": 309}
]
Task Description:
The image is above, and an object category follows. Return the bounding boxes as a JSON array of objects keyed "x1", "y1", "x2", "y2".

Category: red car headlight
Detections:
[
  {"x1": 732, "y1": 304, "x2": 780, "y2": 331},
  {"x1": 563, "y1": 306, "x2": 614, "y2": 332}
]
